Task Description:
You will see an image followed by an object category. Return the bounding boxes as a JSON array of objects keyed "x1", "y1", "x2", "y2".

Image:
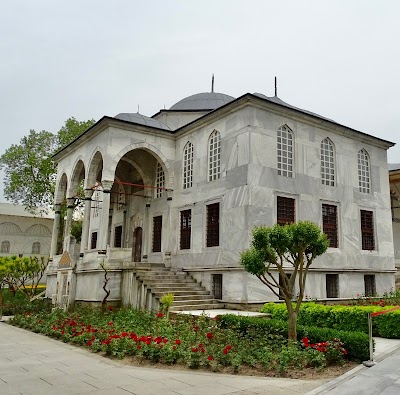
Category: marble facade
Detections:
[{"x1": 46, "y1": 91, "x2": 396, "y2": 306}]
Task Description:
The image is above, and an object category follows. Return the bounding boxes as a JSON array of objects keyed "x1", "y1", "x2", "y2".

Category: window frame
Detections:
[
  {"x1": 0, "y1": 240, "x2": 10, "y2": 253},
  {"x1": 32, "y1": 241, "x2": 41, "y2": 254},
  {"x1": 322, "y1": 203, "x2": 339, "y2": 248},
  {"x1": 114, "y1": 225, "x2": 123, "y2": 248},
  {"x1": 206, "y1": 202, "x2": 220, "y2": 247},
  {"x1": 360, "y1": 209, "x2": 375, "y2": 250},
  {"x1": 358, "y1": 149, "x2": 371, "y2": 193},
  {"x1": 155, "y1": 162, "x2": 165, "y2": 198},
  {"x1": 180, "y1": 209, "x2": 192, "y2": 250},
  {"x1": 208, "y1": 130, "x2": 221, "y2": 182},
  {"x1": 326, "y1": 273, "x2": 339, "y2": 298},
  {"x1": 183, "y1": 141, "x2": 194, "y2": 189},
  {"x1": 364, "y1": 275, "x2": 376, "y2": 297},
  {"x1": 277, "y1": 125, "x2": 294, "y2": 178},
  {"x1": 90, "y1": 231, "x2": 98, "y2": 250},
  {"x1": 321, "y1": 137, "x2": 335, "y2": 186},
  {"x1": 277, "y1": 196, "x2": 295, "y2": 225},
  {"x1": 152, "y1": 215, "x2": 163, "y2": 253}
]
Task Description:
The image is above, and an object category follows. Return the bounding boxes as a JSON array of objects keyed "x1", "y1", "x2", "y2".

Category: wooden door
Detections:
[{"x1": 132, "y1": 227, "x2": 142, "y2": 262}]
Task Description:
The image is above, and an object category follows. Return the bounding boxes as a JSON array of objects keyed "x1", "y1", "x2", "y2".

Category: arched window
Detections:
[
  {"x1": 155, "y1": 162, "x2": 165, "y2": 198},
  {"x1": 358, "y1": 149, "x2": 370, "y2": 193},
  {"x1": 0, "y1": 240, "x2": 10, "y2": 253},
  {"x1": 321, "y1": 138, "x2": 335, "y2": 186},
  {"x1": 208, "y1": 130, "x2": 221, "y2": 181},
  {"x1": 32, "y1": 242, "x2": 41, "y2": 254},
  {"x1": 277, "y1": 125, "x2": 293, "y2": 178},
  {"x1": 183, "y1": 142, "x2": 193, "y2": 189}
]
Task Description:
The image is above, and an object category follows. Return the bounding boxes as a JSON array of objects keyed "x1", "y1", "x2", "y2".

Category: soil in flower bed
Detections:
[{"x1": 9, "y1": 307, "x2": 358, "y2": 378}]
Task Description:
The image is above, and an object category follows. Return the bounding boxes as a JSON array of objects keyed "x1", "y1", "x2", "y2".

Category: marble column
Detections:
[
  {"x1": 142, "y1": 195, "x2": 152, "y2": 262},
  {"x1": 107, "y1": 203, "x2": 114, "y2": 246},
  {"x1": 50, "y1": 203, "x2": 62, "y2": 258},
  {"x1": 98, "y1": 180, "x2": 113, "y2": 253},
  {"x1": 164, "y1": 189, "x2": 173, "y2": 267},
  {"x1": 63, "y1": 198, "x2": 75, "y2": 250},
  {"x1": 80, "y1": 189, "x2": 93, "y2": 257}
]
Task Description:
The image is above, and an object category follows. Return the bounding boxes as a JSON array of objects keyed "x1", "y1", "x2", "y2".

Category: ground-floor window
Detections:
[
  {"x1": 180, "y1": 209, "x2": 191, "y2": 250},
  {"x1": 364, "y1": 275, "x2": 376, "y2": 297},
  {"x1": 277, "y1": 196, "x2": 295, "y2": 225},
  {"x1": 322, "y1": 204, "x2": 338, "y2": 248},
  {"x1": 326, "y1": 274, "x2": 339, "y2": 298},
  {"x1": 114, "y1": 225, "x2": 123, "y2": 248},
  {"x1": 212, "y1": 274, "x2": 222, "y2": 299},
  {"x1": 361, "y1": 210, "x2": 375, "y2": 250},
  {"x1": 91, "y1": 232, "x2": 98, "y2": 250},
  {"x1": 206, "y1": 203, "x2": 220, "y2": 247},
  {"x1": 152, "y1": 216, "x2": 162, "y2": 252}
]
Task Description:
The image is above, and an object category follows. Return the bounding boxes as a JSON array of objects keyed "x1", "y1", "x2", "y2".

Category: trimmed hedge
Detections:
[
  {"x1": 217, "y1": 314, "x2": 369, "y2": 361},
  {"x1": 261, "y1": 302, "x2": 400, "y2": 339}
]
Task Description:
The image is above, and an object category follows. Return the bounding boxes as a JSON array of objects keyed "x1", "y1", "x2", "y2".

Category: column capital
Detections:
[
  {"x1": 53, "y1": 203, "x2": 62, "y2": 213},
  {"x1": 66, "y1": 198, "x2": 75, "y2": 208},
  {"x1": 101, "y1": 180, "x2": 114, "y2": 192},
  {"x1": 84, "y1": 189, "x2": 94, "y2": 199}
]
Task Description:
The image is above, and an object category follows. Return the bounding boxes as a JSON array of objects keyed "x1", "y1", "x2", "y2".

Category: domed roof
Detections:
[
  {"x1": 114, "y1": 113, "x2": 170, "y2": 131},
  {"x1": 170, "y1": 92, "x2": 235, "y2": 111}
]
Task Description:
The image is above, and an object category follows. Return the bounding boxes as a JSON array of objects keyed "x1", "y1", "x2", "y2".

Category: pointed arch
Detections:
[
  {"x1": 86, "y1": 149, "x2": 104, "y2": 189},
  {"x1": 208, "y1": 130, "x2": 221, "y2": 181},
  {"x1": 55, "y1": 172, "x2": 68, "y2": 204},
  {"x1": 183, "y1": 141, "x2": 194, "y2": 189},
  {"x1": 321, "y1": 137, "x2": 335, "y2": 186},
  {"x1": 358, "y1": 149, "x2": 370, "y2": 193},
  {"x1": 277, "y1": 125, "x2": 294, "y2": 178},
  {"x1": 69, "y1": 157, "x2": 85, "y2": 197}
]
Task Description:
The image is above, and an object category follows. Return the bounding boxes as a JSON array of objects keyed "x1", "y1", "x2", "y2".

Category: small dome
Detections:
[
  {"x1": 26, "y1": 224, "x2": 52, "y2": 236},
  {"x1": 170, "y1": 92, "x2": 235, "y2": 111},
  {"x1": 0, "y1": 222, "x2": 22, "y2": 235},
  {"x1": 115, "y1": 113, "x2": 170, "y2": 131}
]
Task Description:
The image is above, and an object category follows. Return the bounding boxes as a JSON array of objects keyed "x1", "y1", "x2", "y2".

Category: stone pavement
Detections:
[{"x1": 0, "y1": 322, "x2": 324, "y2": 395}]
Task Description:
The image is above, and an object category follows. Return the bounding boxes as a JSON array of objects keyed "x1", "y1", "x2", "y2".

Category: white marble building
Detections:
[
  {"x1": 46, "y1": 90, "x2": 396, "y2": 307},
  {"x1": 390, "y1": 165, "x2": 400, "y2": 274}
]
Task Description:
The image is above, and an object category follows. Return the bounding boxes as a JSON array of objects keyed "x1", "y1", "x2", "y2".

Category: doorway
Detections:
[{"x1": 132, "y1": 227, "x2": 143, "y2": 262}]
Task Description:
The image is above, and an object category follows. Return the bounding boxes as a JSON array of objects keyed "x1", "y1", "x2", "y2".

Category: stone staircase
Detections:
[{"x1": 134, "y1": 264, "x2": 223, "y2": 311}]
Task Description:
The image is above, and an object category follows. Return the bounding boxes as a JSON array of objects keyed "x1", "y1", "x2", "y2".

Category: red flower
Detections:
[
  {"x1": 302, "y1": 337, "x2": 309, "y2": 347},
  {"x1": 175, "y1": 339, "x2": 181, "y2": 345},
  {"x1": 107, "y1": 321, "x2": 113, "y2": 326},
  {"x1": 207, "y1": 356, "x2": 213, "y2": 361},
  {"x1": 87, "y1": 341, "x2": 92, "y2": 346},
  {"x1": 206, "y1": 332, "x2": 213, "y2": 339},
  {"x1": 122, "y1": 332, "x2": 128, "y2": 337},
  {"x1": 105, "y1": 339, "x2": 110, "y2": 345},
  {"x1": 225, "y1": 345, "x2": 232, "y2": 350},
  {"x1": 173, "y1": 346, "x2": 176, "y2": 350},
  {"x1": 192, "y1": 347, "x2": 199, "y2": 353},
  {"x1": 223, "y1": 349, "x2": 228, "y2": 355},
  {"x1": 108, "y1": 306, "x2": 113, "y2": 311},
  {"x1": 157, "y1": 312, "x2": 163, "y2": 318},
  {"x1": 137, "y1": 345, "x2": 141, "y2": 349}
]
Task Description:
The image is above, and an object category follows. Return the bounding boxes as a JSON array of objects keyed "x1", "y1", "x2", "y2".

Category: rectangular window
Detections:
[
  {"x1": 364, "y1": 275, "x2": 376, "y2": 297},
  {"x1": 322, "y1": 204, "x2": 338, "y2": 248},
  {"x1": 361, "y1": 210, "x2": 375, "y2": 250},
  {"x1": 277, "y1": 196, "x2": 295, "y2": 225},
  {"x1": 326, "y1": 274, "x2": 339, "y2": 298},
  {"x1": 114, "y1": 225, "x2": 123, "y2": 248},
  {"x1": 90, "y1": 232, "x2": 98, "y2": 250},
  {"x1": 152, "y1": 216, "x2": 162, "y2": 252},
  {"x1": 206, "y1": 203, "x2": 220, "y2": 247},
  {"x1": 212, "y1": 274, "x2": 223, "y2": 299},
  {"x1": 180, "y1": 210, "x2": 191, "y2": 250}
]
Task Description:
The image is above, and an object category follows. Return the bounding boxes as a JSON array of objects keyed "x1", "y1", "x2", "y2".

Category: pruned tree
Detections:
[
  {"x1": 240, "y1": 221, "x2": 329, "y2": 341},
  {"x1": 99, "y1": 260, "x2": 111, "y2": 313}
]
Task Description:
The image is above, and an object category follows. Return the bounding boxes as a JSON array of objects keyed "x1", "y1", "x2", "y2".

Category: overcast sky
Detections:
[{"x1": 0, "y1": 0, "x2": 399, "y2": 201}]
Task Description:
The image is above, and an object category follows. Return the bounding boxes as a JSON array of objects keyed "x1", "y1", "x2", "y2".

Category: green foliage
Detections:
[
  {"x1": 0, "y1": 288, "x2": 51, "y2": 316},
  {"x1": 70, "y1": 220, "x2": 83, "y2": 243},
  {"x1": 0, "y1": 117, "x2": 95, "y2": 214}
]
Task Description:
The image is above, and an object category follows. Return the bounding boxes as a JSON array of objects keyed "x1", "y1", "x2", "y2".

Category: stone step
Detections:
[
  {"x1": 172, "y1": 299, "x2": 219, "y2": 306},
  {"x1": 154, "y1": 290, "x2": 210, "y2": 297},
  {"x1": 140, "y1": 282, "x2": 202, "y2": 288},
  {"x1": 173, "y1": 294, "x2": 217, "y2": 301},
  {"x1": 170, "y1": 303, "x2": 223, "y2": 311},
  {"x1": 138, "y1": 276, "x2": 192, "y2": 283}
]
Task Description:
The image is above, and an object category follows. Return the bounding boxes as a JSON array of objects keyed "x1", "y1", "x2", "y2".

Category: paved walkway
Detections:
[{"x1": 0, "y1": 322, "x2": 324, "y2": 395}]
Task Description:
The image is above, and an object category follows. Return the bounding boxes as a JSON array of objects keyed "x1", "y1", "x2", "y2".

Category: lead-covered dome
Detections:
[
  {"x1": 115, "y1": 113, "x2": 170, "y2": 130},
  {"x1": 170, "y1": 92, "x2": 235, "y2": 111}
]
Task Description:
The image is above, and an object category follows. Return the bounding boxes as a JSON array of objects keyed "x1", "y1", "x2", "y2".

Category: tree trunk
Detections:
[{"x1": 287, "y1": 305, "x2": 297, "y2": 342}]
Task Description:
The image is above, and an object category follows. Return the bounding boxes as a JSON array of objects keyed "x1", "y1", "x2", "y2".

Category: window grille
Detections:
[
  {"x1": 32, "y1": 242, "x2": 41, "y2": 254},
  {"x1": 321, "y1": 138, "x2": 335, "y2": 186},
  {"x1": 364, "y1": 275, "x2": 376, "y2": 297},
  {"x1": 326, "y1": 274, "x2": 339, "y2": 298},
  {"x1": 277, "y1": 196, "x2": 295, "y2": 225},
  {"x1": 117, "y1": 184, "x2": 125, "y2": 210},
  {"x1": 183, "y1": 142, "x2": 193, "y2": 189},
  {"x1": 155, "y1": 162, "x2": 165, "y2": 198},
  {"x1": 114, "y1": 225, "x2": 123, "y2": 248},
  {"x1": 91, "y1": 232, "x2": 98, "y2": 250},
  {"x1": 358, "y1": 149, "x2": 370, "y2": 193},
  {"x1": 322, "y1": 204, "x2": 338, "y2": 248},
  {"x1": 152, "y1": 216, "x2": 162, "y2": 252},
  {"x1": 212, "y1": 274, "x2": 223, "y2": 299},
  {"x1": 361, "y1": 210, "x2": 375, "y2": 250},
  {"x1": 180, "y1": 210, "x2": 191, "y2": 250},
  {"x1": 0, "y1": 240, "x2": 10, "y2": 253},
  {"x1": 92, "y1": 190, "x2": 100, "y2": 218},
  {"x1": 206, "y1": 203, "x2": 220, "y2": 247},
  {"x1": 277, "y1": 125, "x2": 293, "y2": 177},
  {"x1": 208, "y1": 131, "x2": 221, "y2": 181}
]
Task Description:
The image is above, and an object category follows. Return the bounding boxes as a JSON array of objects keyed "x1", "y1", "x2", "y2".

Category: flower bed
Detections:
[
  {"x1": 261, "y1": 302, "x2": 400, "y2": 338},
  {"x1": 9, "y1": 307, "x2": 352, "y2": 374}
]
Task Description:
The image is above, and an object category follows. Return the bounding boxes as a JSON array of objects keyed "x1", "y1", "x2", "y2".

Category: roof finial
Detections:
[
  {"x1": 274, "y1": 76, "x2": 277, "y2": 97},
  {"x1": 137, "y1": 104, "x2": 139, "y2": 113},
  {"x1": 211, "y1": 74, "x2": 214, "y2": 93}
]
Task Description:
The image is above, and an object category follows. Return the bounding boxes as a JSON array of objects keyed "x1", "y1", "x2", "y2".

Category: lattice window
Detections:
[
  {"x1": 321, "y1": 138, "x2": 335, "y2": 186},
  {"x1": 206, "y1": 203, "x2": 220, "y2": 247},
  {"x1": 277, "y1": 125, "x2": 293, "y2": 177},
  {"x1": 31, "y1": 242, "x2": 41, "y2": 254},
  {"x1": 152, "y1": 216, "x2": 162, "y2": 252},
  {"x1": 155, "y1": 162, "x2": 165, "y2": 198},
  {"x1": 364, "y1": 275, "x2": 376, "y2": 297},
  {"x1": 361, "y1": 210, "x2": 375, "y2": 250},
  {"x1": 183, "y1": 142, "x2": 193, "y2": 189},
  {"x1": 92, "y1": 190, "x2": 100, "y2": 218},
  {"x1": 114, "y1": 225, "x2": 123, "y2": 248},
  {"x1": 358, "y1": 149, "x2": 370, "y2": 193},
  {"x1": 180, "y1": 210, "x2": 191, "y2": 250},
  {"x1": 277, "y1": 196, "x2": 295, "y2": 225},
  {"x1": 90, "y1": 232, "x2": 98, "y2": 249},
  {"x1": 322, "y1": 204, "x2": 338, "y2": 248},
  {"x1": 0, "y1": 240, "x2": 10, "y2": 253},
  {"x1": 117, "y1": 184, "x2": 125, "y2": 210},
  {"x1": 326, "y1": 274, "x2": 339, "y2": 298},
  {"x1": 208, "y1": 131, "x2": 221, "y2": 181}
]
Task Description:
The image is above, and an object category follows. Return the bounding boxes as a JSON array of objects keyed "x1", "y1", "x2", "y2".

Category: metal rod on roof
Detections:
[
  {"x1": 211, "y1": 74, "x2": 214, "y2": 92},
  {"x1": 275, "y1": 76, "x2": 277, "y2": 96}
]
